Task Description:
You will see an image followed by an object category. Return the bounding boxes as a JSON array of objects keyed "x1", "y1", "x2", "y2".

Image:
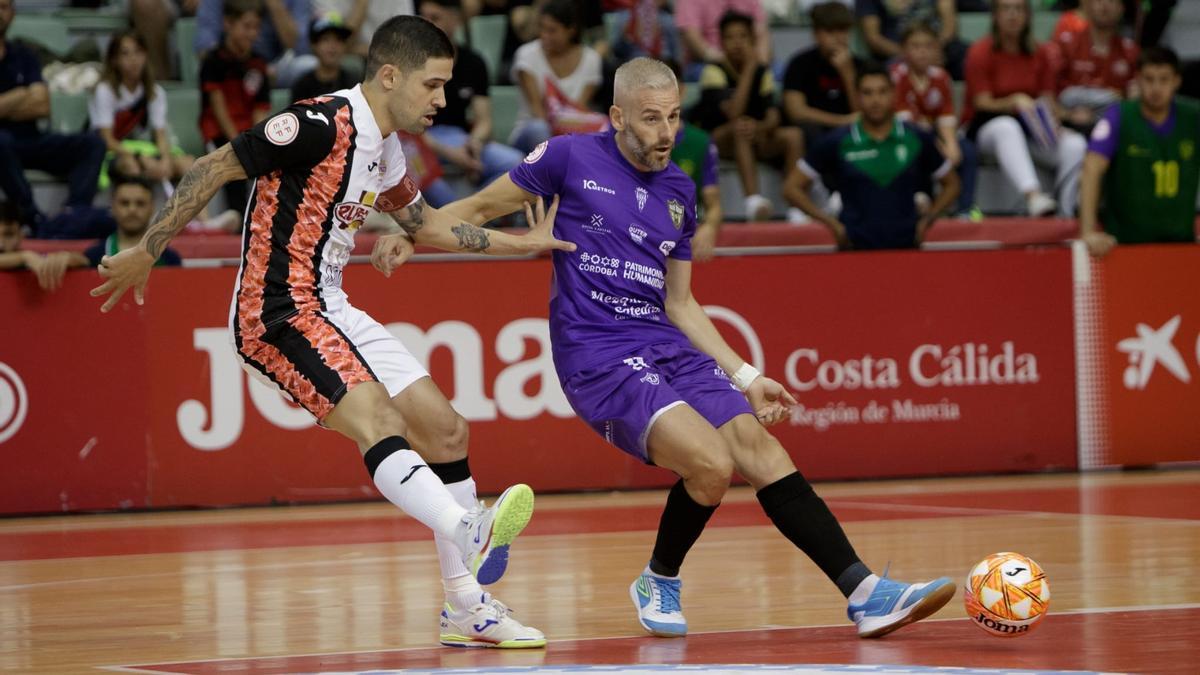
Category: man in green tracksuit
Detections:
[{"x1": 1079, "y1": 46, "x2": 1199, "y2": 257}]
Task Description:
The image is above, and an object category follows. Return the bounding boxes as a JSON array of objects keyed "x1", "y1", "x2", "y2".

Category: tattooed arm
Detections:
[
  {"x1": 373, "y1": 194, "x2": 575, "y2": 276},
  {"x1": 90, "y1": 145, "x2": 247, "y2": 311}
]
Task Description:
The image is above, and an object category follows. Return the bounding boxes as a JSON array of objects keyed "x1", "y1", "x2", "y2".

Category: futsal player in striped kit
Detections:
[{"x1": 92, "y1": 15, "x2": 576, "y2": 649}]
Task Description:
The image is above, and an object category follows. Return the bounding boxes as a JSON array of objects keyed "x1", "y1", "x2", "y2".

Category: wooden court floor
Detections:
[{"x1": 1, "y1": 469, "x2": 1198, "y2": 674}]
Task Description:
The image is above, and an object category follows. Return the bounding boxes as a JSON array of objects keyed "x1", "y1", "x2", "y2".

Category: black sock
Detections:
[
  {"x1": 428, "y1": 457, "x2": 472, "y2": 484},
  {"x1": 756, "y1": 471, "x2": 870, "y2": 598},
  {"x1": 649, "y1": 479, "x2": 718, "y2": 577}
]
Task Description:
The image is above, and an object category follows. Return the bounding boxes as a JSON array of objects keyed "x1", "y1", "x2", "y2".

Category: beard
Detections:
[{"x1": 622, "y1": 128, "x2": 671, "y2": 171}]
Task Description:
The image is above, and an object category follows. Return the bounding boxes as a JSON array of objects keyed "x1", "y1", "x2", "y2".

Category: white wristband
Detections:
[{"x1": 731, "y1": 363, "x2": 761, "y2": 391}]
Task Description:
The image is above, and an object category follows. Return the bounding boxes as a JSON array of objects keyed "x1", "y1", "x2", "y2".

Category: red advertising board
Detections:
[
  {"x1": 0, "y1": 247, "x2": 1077, "y2": 514},
  {"x1": 1075, "y1": 243, "x2": 1200, "y2": 467}
]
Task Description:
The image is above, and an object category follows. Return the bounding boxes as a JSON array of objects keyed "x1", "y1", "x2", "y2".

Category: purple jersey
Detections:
[
  {"x1": 509, "y1": 131, "x2": 699, "y2": 380},
  {"x1": 1088, "y1": 101, "x2": 1178, "y2": 160}
]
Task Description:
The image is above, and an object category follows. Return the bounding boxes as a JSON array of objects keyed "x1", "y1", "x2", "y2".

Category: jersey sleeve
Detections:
[
  {"x1": 1087, "y1": 103, "x2": 1122, "y2": 160},
  {"x1": 89, "y1": 82, "x2": 116, "y2": 129},
  {"x1": 230, "y1": 100, "x2": 338, "y2": 177},
  {"x1": 933, "y1": 73, "x2": 955, "y2": 118},
  {"x1": 149, "y1": 85, "x2": 168, "y2": 131},
  {"x1": 374, "y1": 136, "x2": 422, "y2": 212},
  {"x1": 508, "y1": 135, "x2": 572, "y2": 197},
  {"x1": 671, "y1": 185, "x2": 698, "y2": 261}
]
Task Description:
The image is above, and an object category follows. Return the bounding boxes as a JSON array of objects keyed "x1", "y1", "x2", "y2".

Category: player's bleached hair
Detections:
[{"x1": 613, "y1": 58, "x2": 677, "y2": 106}]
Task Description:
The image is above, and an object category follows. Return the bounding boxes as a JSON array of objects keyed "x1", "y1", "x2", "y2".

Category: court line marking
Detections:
[
  {"x1": 826, "y1": 499, "x2": 1200, "y2": 526},
  {"x1": 96, "y1": 603, "x2": 1200, "y2": 674}
]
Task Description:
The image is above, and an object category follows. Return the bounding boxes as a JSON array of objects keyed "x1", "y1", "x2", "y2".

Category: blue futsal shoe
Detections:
[
  {"x1": 848, "y1": 575, "x2": 956, "y2": 638},
  {"x1": 630, "y1": 570, "x2": 688, "y2": 637}
]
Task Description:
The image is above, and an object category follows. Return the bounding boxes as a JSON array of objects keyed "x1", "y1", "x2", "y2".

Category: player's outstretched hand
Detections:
[
  {"x1": 371, "y1": 232, "x2": 416, "y2": 277},
  {"x1": 524, "y1": 195, "x2": 576, "y2": 253},
  {"x1": 747, "y1": 376, "x2": 797, "y2": 427},
  {"x1": 90, "y1": 246, "x2": 155, "y2": 313}
]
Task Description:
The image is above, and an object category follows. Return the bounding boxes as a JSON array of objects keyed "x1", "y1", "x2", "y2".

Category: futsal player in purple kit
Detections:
[{"x1": 373, "y1": 57, "x2": 955, "y2": 640}]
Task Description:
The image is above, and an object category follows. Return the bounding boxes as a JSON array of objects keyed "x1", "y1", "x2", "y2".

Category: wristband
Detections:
[{"x1": 731, "y1": 363, "x2": 761, "y2": 391}]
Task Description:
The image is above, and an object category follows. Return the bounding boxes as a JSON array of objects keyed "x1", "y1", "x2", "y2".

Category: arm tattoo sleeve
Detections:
[
  {"x1": 452, "y1": 222, "x2": 491, "y2": 252},
  {"x1": 143, "y1": 156, "x2": 229, "y2": 258},
  {"x1": 389, "y1": 197, "x2": 426, "y2": 236}
]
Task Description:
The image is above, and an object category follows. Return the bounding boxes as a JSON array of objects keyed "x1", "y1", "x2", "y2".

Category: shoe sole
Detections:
[
  {"x1": 628, "y1": 579, "x2": 687, "y2": 638},
  {"x1": 440, "y1": 633, "x2": 547, "y2": 649},
  {"x1": 858, "y1": 580, "x2": 957, "y2": 639},
  {"x1": 475, "y1": 484, "x2": 535, "y2": 585}
]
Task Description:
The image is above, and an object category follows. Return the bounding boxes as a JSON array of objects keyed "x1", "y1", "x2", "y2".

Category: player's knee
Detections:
[
  {"x1": 360, "y1": 405, "x2": 409, "y2": 448},
  {"x1": 686, "y1": 447, "x2": 734, "y2": 504},
  {"x1": 438, "y1": 413, "x2": 470, "y2": 457}
]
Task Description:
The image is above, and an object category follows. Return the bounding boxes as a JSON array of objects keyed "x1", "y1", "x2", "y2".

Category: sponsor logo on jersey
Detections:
[{"x1": 583, "y1": 179, "x2": 616, "y2": 195}]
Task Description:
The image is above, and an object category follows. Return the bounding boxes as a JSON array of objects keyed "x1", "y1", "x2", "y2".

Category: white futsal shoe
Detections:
[
  {"x1": 454, "y1": 484, "x2": 535, "y2": 585},
  {"x1": 439, "y1": 595, "x2": 547, "y2": 648}
]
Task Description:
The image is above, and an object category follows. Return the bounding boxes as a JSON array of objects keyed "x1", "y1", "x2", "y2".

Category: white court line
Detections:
[
  {"x1": 98, "y1": 603, "x2": 1200, "y2": 674},
  {"x1": 827, "y1": 498, "x2": 1200, "y2": 526}
]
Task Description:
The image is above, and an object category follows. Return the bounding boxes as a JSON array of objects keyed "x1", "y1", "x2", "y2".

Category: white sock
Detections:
[
  {"x1": 372, "y1": 449, "x2": 465, "y2": 538},
  {"x1": 848, "y1": 574, "x2": 881, "y2": 605},
  {"x1": 645, "y1": 565, "x2": 679, "y2": 580},
  {"x1": 437, "y1": 476, "x2": 485, "y2": 601}
]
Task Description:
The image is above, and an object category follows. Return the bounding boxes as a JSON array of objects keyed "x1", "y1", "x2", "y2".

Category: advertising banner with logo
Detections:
[
  {"x1": 1073, "y1": 243, "x2": 1200, "y2": 468},
  {"x1": 0, "y1": 247, "x2": 1077, "y2": 514}
]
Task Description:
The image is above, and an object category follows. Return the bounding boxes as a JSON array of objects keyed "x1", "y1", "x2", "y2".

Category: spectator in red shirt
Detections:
[
  {"x1": 1053, "y1": 0, "x2": 1139, "y2": 133},
  {"x1": 963, "y1": 0, "x2": 1087, "y2": 216},
  {"x1": 199, "y1": 0, "x2": 271, "y2": 215},
  {"x1": 892, "y1": 22, "x2": 978, "y2": 219}
]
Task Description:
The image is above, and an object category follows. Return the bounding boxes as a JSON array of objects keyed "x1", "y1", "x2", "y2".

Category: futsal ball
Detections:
[{"x1": 964, "y1": 552, "x2": 1050, "y2": 637}]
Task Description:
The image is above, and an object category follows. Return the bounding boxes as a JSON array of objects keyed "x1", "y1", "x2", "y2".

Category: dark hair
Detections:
[
  {"x1": 422, "y1": 0, "x2": 463, "y2": 9},
  {"x1": 540, "y1": 0, "x2": 582, "y2": 45},
  {"x1": 366, "y1": 15, "x2": 456, "y2": 78},
  {"x1": 101, "y1": 30, "x2": 156, "y2": 103},
  {"x1": 718, "y1": 10, "x2": 754, "y2": 37},
  {"x1": 900, "y1": 21, "x2": 938, "y2": 45},
  {"x1": 1139, "y1": 45, "x2": 1181, "y2": 74},
  {"x1": 112, "y1": 173, "x2": 155, "y2": 196},
  {"x1": 223, "y1": 0, "x2": 262, "y2": 20},
  {"x1": 855, "y1": 61, "x2": 892, "y2": 88},
  {"x1": 0, "y1": 200, "x2": 19, "y2": 225},
  {"x1": 810, "y1": 1, "x2": 855, "y2": 32},
  {"x1": 991, "y1": 0, "x2": 1034, "y2": 56}
]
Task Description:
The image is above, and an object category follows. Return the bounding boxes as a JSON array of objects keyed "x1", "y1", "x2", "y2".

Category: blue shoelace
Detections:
[{"x1": 654, "y1": 577, "x2": 682, "y2": 613}]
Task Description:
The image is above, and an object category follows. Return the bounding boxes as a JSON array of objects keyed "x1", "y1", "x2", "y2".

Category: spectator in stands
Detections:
[
  {"x1": 675, "y1": 0, "x2": 769, "y2": 78},
  {"x1": 199, "y1": 0, "x2": 271, "y2": 214},
  {"x1": 690, "y1": 11, "x2": 801, "y2": 221},
  {"x1": 196, "y1": 0, "x2": 313, "y2": 87},
  {"x1": 289, "y1": 14, "x2": 357, "y2": 101},
  {"x1": 0, "y1": 200, "x2": 89, "y2": 291},
  {"x1": 509, "y1": 0, "x2": 603, "y2": 152},
  {"x1": 312, "y1": 0, "x2": 414, "y2": 58},
  {"x1": 857, "y1": 0, "x2": 968, "y2": 80},
  {"x1": 608, "y1": 0, "x2": 682, "y2": 66},
  {"x1": 893, "y1": 22, "x2": 979, "y2": 219},
  {"x1": 1079, "y1": 47, "x2": 1198, "y2": 257},
  {"x1": 84, "y1": 175, "x2": 181, "y2": 267},
  {"x1": 130, "y1": 0, "x2": 200, "y2": 80},
  {"x1": 963, "y1": 0, "x2": 1087, "y2": 216},
  {"x1": 784, "y1": 63, "x2": 960, "y2": 250},
  {"x1": 419, "y1": 0, "x2": 525, "y2": 198},
  {"x1": 1053, "y1": 0, "x2": 1139, "y2": 134},
  {"x1": 782, "y1": 3, "x2": 863, "y2": 143},
  {"x1": 0, "y1": 0, "x2": 106, "y2": 234},
  {"x1": 479, "y1": 0, "x2": 541, "y2": 85},
  {"x1": 90, "y1": 30, "x2": 195, "y2": 188},
  {"x1": 667, "y1": 59, "x2": 722, "y2": 260}
]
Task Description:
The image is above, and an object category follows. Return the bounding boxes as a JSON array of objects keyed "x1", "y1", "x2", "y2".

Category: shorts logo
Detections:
[
  {"x1": 524, "y1": 141, "x2": 548, "y2": 163},
  {"x1": 583, "y1": 179, "x2": 616, "y2": 195},
  {"x1": 713, "y1": 366, "x2": 730, "y2": 381},
  {"x1": 659, "y1": 240, "x2": 676, "y2": 256},
  {"x1": 666, "y1": 199, "x2": 684, "y2": 229},
  {"x1": 265, "y1": 112, "x2": 299, "y2": 145},
  {"x1": 623, "y1": 356, "x2": 648, "y2": 371},
  {"x1": 640, "y1": 372, "x2": 660, "y2": 385},
  {"x1": 636, "y1": 186, "x2": 648, "y2": 211},
  {"x1": 628, "y1": 225, "x2": 647, "y2": 244}
]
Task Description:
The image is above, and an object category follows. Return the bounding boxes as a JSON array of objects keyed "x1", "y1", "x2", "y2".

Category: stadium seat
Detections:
[
  {"x1": 48, "y1": 90, "x2": 89, "y2": 134},
  {"x1": 270, "y1": 88, "x2": 292, "y2": 114},
  {"x1": 957, "y1": 11, "x2": 1060, "y2": 44},
  {"x1": 489, "y1": 84, "x2": 519, "y2": 145},
  {"x1": 176, "y1": 17, "x2": 199, "y2": 86},
  {"x1": 8, "y1": 14, "x2": 71, "y2": 56},
  {"x1": 467, "y1": 14, "x2": 508, "y2": 84},
  {"x1": 165, "y1": 87, "x2": 203, "y2": 156}
]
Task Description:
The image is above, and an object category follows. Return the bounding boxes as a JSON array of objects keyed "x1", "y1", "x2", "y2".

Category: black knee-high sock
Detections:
[
  {"x1": 757, "y1": 471, "x2": 872, "y2": 598},
  {"x1": 428, "y1": 457, "x2": 472, "y2": 485},
  {"x1": 649, "y1": 479, "x2": 718, "y2": 577}
]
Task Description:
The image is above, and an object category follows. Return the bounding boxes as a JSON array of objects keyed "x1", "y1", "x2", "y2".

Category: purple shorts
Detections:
[{"x1": 560, "y1": 343, "x2": 754, "y2": 463}]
